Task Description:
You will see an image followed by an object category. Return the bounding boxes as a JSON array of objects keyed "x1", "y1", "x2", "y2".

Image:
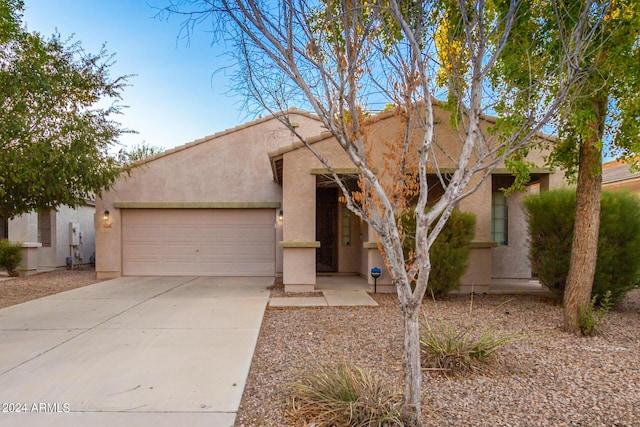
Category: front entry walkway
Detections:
[
  {"x1": 269, "y1": 275, "x2": 378, "y2": 307},
  {"x1": 269, "y1": 289, "x2": 379, "y2": 307},
  {"x1": 0, "y1": 276, "x2": 271, "y2": 427}
]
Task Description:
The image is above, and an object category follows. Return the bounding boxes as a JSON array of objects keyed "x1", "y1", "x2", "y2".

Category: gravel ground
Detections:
[
  {"x1": 0, "y1": 268, "x2": 103, "y2": 309},
  {"x1": 236, "y1": 288, "x2": 640, "y2": 427},
  {"x1": 2, "y1": 272, "x2": 637, "y2": 425}
]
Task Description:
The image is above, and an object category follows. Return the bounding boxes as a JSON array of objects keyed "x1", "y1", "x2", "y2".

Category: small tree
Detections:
[
  {"x1": 165, "y1": 1, "x2": 606, "y2": 424},
  {"x1": 487, "y1": 0, "x2": 640, "y2": 333},
  {"x1": 0, "y1": 0, "x2": 131, "y2": 219}
]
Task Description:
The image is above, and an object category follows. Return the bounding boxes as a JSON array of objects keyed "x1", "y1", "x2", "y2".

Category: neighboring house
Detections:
[
  {"x1": 2, "y1": 203, "x2": 96, "y2": 275},
  {"x1": 602, "y1": 159, "x2": 640, "y2": 195},
  {"x1": 95, "y1": 105, "x2": 564, "y2": 292}
]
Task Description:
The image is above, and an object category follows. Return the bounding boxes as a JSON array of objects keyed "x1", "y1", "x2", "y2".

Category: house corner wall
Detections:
[
  {"x1": 94, "y1": 199, "x2": 122, "y2": 279},
  {"x1": 459, "y1": 176, "x2": 493, "y2": 291},
  {"x1": 275, "y1": 217, "x2": 284, "y2": 276},
  {"x1": 281, "y1": 152, "x2": 317, "y2": 289},
  {"x1": 9, "y1": 212, "x2": 56, "y2": 271}
]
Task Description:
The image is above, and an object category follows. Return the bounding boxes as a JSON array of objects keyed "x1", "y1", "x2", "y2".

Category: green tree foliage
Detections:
[
  {"x1": 0, "y1": 238, "x2": 22, "y2": 276},
  {"x1": 525, "y1": 189, "x2": 640, "y2": 305},
  {"x1": 485, "y1": 1, "x2": 638, "y2": 148},
  {"x1": 0, "y1": 0, "x2": 130, "y2": 219},
  {"x1": 400, "y1": 209, "x2": 476, "y2": 298},
  {"x1": 119, "y1": 143, "x2": 164, "y2": 165},
  {"x1": 486, "y1": 0, "x2": 640, "y2": 174},
  {"x1": 488, "y1": 0, "x2": 640, "y2": 332}
]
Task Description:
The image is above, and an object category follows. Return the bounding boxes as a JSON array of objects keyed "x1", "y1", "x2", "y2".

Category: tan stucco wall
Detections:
[
  {"x1": 96, "y1": 113, "x2": 324, "y2": 278},
  {"x1": 490, "y1": 174, "x2": 567, "y2": 280},
  {"x1": 491, "y1": 191, "x2": 530, "y2": 279},
  {"x1": 96, "y1": 103, "x2": 564, "y2": 286},
  {"x1": 280, "y1": 105, "x2": 563, "y2": 289},
  {"x1": 359, "y1": 223, "x2": 370, "y2": 278},
  {"x1": 460, "y1": 248, "x2": 493, "y2": 291},
  {"x1": 459, "y1": 174, "x2": 493, "y2": 242},
  {"x1": 603, "y1": 178, "x2": 640, "y2": 196},
  {"x1": 281, "y1": 133, "x2": 363, "y2": 287}
]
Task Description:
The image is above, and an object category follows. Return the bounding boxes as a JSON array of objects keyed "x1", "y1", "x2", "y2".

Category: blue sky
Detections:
[
  {"x1": 18, "y1": 1, "x2": 619, "y2": 163},
  {"x1": 22, "y1": 0, "x2": 247, "y2": 151}
]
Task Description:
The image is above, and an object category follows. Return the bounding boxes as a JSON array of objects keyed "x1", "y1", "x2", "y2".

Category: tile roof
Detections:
[
  {"x1": 129, "y1": 108, "x2": 320, "y2": 166},
  {"x1": 602, "y1": 160, "x2": 640, "y2": 184}
]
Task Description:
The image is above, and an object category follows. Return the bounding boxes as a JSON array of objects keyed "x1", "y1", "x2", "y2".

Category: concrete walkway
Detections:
[
  {"x1": 269, "y1": 290, "x2": 378, "y2": 307},
  {"x1": 0, "y1": 276, "x2": 271, "y2": 427}
]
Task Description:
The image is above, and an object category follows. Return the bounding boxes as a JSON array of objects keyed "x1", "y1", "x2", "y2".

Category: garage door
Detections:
[{"x1": 122, "y1": 209, "x2": 275, "y2": 276}]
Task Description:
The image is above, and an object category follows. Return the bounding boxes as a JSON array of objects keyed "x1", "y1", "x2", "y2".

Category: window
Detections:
[
  {"x1": 38, "y1": 210, "x2": 52, "y2": 247},
  {"x1": 492, "y1": 191, "x2": 508, "y2": 246},
  {"x1": 341, "y1": 204, "x2": 351, "y2": 246}
]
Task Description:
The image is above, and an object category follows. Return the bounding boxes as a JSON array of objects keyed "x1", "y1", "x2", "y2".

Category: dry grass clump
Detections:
[
  {"x1": 420, "y1": 318, "x2": 520, "y2": 375},
  {"x1": 288, "y1": 362, "x2": 406, "y2": 426}
]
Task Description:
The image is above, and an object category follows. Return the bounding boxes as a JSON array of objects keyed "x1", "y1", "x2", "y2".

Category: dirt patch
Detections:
[{"x1": 0, "y1": 268, "x2": 104, "y2": 309}]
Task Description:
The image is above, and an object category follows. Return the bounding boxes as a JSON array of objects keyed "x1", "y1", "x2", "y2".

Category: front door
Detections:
[{"x1": 316, "y1": 187, "x2": 338, "y2": 272}]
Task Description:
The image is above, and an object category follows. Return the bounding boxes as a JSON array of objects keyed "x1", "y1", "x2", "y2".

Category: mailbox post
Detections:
[{"x1": 370, "y1": 267, "x2": 382, "y2": 293}]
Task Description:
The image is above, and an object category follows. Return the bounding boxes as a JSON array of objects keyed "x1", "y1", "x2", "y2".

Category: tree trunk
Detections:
[
  {"x1": 563, "y1": 101, "x2": 605, "y2": 333},
  {"x1": 402, "y1": 304, "x2": 423, "y2": 426}
]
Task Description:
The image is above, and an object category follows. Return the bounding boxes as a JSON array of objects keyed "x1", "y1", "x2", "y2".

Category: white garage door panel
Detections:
[{"x1": 122, "y1": 209, "x2": 275, "y2": 276}]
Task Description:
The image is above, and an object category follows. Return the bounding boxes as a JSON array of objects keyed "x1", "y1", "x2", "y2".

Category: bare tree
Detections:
[{"x1": 164, "y1": 1, "x2": 604, "y2": 424}]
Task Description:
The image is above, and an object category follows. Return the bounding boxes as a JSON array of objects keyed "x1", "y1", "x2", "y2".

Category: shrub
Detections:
[
  {"x1": 420, "y1": 318, "x2": 519, "y2": 375},
  {"x1": 0, "y1": 239, "x2": 23, "y2": 276},
  {"x1": 524, "y1": 189, "x2": 574, "y2": 297},
  {"x1": 400, "y1": 209, "x2": 476, "y2": 298},
  {"x1": 288, "y1": 363, "x2": 405, "y2": 426},
  {"x1": 595, "y1": 191, "x2": 640, "y2": 303},
  {"x1": 525, "y1": 189, "x2": 640, "y2": 305}
]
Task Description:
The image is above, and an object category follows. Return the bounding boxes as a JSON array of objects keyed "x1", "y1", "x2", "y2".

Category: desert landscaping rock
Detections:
[
  {"x1": 2, "y1": 272, "x2": 638, "y2": 426},
  {"x1": 236, "y1": 289, "x2": 640, "y2": 426},
  {"x1": 0, "y1": 269, "x2": 104, "y2": 309}
]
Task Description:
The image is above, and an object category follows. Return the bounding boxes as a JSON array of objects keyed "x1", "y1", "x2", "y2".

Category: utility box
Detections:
[{"x1": 69, "y1": 222, "x2": 80, "y2": 246}]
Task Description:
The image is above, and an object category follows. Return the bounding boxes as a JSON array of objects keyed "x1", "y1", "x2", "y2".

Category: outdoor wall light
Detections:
[
  {"x1": 103, "y1": 210, "x2": 110, "y2": 222},
  {"x1": 278, "y1": 210, "x2": 284, "y2": 222}
]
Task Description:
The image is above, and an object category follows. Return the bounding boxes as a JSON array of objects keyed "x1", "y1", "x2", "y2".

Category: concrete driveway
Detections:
[{"x1": 0, "y1": 276, "x2": 271, "y2": 427}]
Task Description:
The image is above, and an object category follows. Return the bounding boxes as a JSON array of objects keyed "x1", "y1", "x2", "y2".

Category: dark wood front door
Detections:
[{"x1": 316, "y1": 187, "x2": 338, "y2": 272}]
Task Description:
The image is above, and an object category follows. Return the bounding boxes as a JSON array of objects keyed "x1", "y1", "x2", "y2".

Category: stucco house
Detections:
[
  {"x1": 1, "y1": 203, "x2": 95, "y2": 276},
  {"x1": 602, "y1": 159, "x2": 640, "y2": 196},
  {"x1": 95, "y1": 105, "x2": 563, "y2": 292}
]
